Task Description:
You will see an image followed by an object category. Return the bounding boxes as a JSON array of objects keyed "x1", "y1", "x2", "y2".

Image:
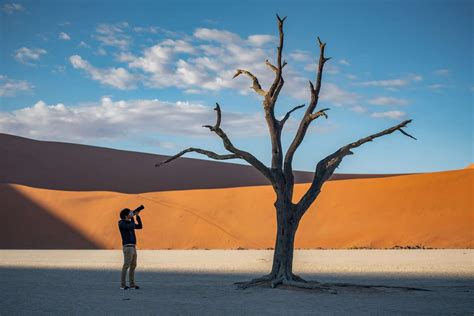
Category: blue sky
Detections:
[{"x1": 0, "y1": 0, "x2": 472, "y2": 173}]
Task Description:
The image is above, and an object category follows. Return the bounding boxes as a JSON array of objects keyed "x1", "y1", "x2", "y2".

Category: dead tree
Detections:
[{"x1": 156, "y1": 15, "x2": 415, "y2": 290}]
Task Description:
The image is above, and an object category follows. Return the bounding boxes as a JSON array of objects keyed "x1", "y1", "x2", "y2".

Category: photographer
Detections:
[{"x1": 118, "y1": 205, "x2": 144, "y2": 290}]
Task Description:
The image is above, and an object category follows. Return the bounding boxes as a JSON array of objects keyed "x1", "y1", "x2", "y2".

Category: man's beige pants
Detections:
[{"x1": 121, "y1": 245, "x2": 137, "y2": 287}]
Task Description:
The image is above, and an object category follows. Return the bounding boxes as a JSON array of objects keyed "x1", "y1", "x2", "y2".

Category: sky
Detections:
[{"x1": 0, "y1": 0, "x2": 472, "y2": 173}]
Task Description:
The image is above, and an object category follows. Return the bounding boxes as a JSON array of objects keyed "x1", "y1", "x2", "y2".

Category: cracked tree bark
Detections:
[{"x1": 156, "y1": 14, "x2": 416, "y2": 290}]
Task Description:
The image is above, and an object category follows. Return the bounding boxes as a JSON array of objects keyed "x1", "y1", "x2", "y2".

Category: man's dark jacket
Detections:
[{"x1": 118, "y1": 216, "x2": 143, "y2": 245}]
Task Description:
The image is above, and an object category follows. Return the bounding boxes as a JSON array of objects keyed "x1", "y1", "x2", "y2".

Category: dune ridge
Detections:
[
  {"x1": 2, "y1": 168, "x2": 472, "y2": 249},
  {"x1": 0, "y1": 133, "x2": 407, "y2": 193}
]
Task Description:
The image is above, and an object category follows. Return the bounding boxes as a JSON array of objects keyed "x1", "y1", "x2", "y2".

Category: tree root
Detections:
[
  {"x1": 235, "y1": 275, "x2": 430, "y2": 293},
  {"x1": 234, "y1": 274, "x2": 274, "y2": 289},
  {"x1": 235, "y1": 272, "x2": 310, "y2": 289}
]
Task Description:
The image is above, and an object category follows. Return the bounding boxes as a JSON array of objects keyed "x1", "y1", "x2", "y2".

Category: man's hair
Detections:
[{"x1": 120, "y1": 208, "x2": 131, "y2": 219}]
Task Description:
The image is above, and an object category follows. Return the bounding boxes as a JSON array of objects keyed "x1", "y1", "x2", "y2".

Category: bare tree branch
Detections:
[
  {"x1": 232, "y1": 69, "x2": 267, "y2": 96},
  {"x1": 283, "y1": 36, "x2": 331, "y2": 192},
  {"x1": 308, "y1": 80, "x2": 315, "y2": 93},
  {"x1": 280, "y1": 104, "x2": 305, "y2": 127},
  {"x1": 297, "y1": 119, "x2": 415, "y2": 213},
  {"x1": 155, "y1": 148, "x2": 239, "y2": 167},
  {"x1": 203, "y1": 103, "x2": 221, "y2": 131},
  {"x1": 308, "y1": 108, "x2": 330, "y2": 121},
  {"x1": 158, "y1": 103, "x2": 273, "y2": 181},
  {"x1": 207, "y1": 103, "x2": 275, "y2": 181},
  {"x1": 267, "y1": 14, "x2": 287, "y2": 102},
  {"x1": 308, "y1": 36, "x2": 330, "y2": 114},
  {"x1": 265, "y1": 59, "x2": 287, "y2": 74},
  {"x1": 254, "y1": 15, "x2": 289, "y2": 172},
  {"x1": 273, "y1": 75, "x2": 285, "y2": 105},
  {"x1": 265, "y1": 59, "x2": 278, "y2": 72},
  {"x1": 399, "y1": 128, "x2": 417, "y2": 140}
]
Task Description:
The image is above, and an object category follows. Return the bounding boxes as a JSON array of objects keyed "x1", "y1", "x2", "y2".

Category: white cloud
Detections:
[
  {"x1": 427, "y1": 83, "x2": 448, "y2": 91},
  {"x1": 1, "y1": 3, "x2": 23, "y2": 14},
  {"x1": 68, "y1": 25, "x2": 278, "y2": 97},
  {"x1": 283, "y1": 73, "x2": 361, "y2": 105},
  {"x1": 350, "y1": 105, "x2": 368, "y2": 113},
  {"x1": 290, "y1": 50, "x2": 311, "y2": 62},
  {"x1": 96, "y1": 48, "x2": 107, "y2": 56},
  {"x1": 371, "y1": 111, "x2": 406, "y2": 119},
  {"x1": 59, "y1": 32, "x2": 71, "y2": 41},
  {"x1": 125, "y1": 45, "x2": 176, "y2": 87},
  {"x1": 116, "y1": 52, "x2": 135, "y2": 62},
  {"x1": 14, "y1": 47, "x2": 47, "y2": 65},
  {"x1": 0, "y1": 75, "x2": 34, "y2": 96},
  {"x1": 136, "y1": 27, "x2": 356, "y2": 103},
  {"x1": 176, "y1": 59, "x2": 211, "y2": 86},
  {"x1": 357, "y1": 74, "x2": 422, "y2": 88},
  {"x1": 368, "y1": 96, "x2": 409, "y2": 106},
  {"x1": 140, "y1": 138, "x2": 177, "y2": 149},
  {"x1": 434, "y1": 68, "x2": 449, "y2": 76},
  {"x1": 69, "y1": 55, "x2": 137, "y2": 90},
  {"x1": 122, "y1": 29, "x2": 271, "y2": 93},
  {"x1": 203, "y1": 19, "x2": 218, "y2": 25},
  {"x1": 325, "y1": 64, "x2": 339, "y2": 75},
  {"x1": 183, "y1": 88, "x2": 205, "y2": 94},
  {"x1": 320, "y1": 83, "x2": 359, "y2": 106},
  {"x1": 74, "y1": 24, "x2": 360, "y2": 108},
  {"x1": 303, "y1": 62, "x2": 316, "y2": 72},
  {"x1": 126, "y1": 42, "x2": 176, "y2": 74},
  {"x1": 304, "y1": 62, "x2": 339, "y2": 74},
  {"x1": 194, "y1": 28, "x2": 240, "y2": 43},
  {"x1": 133, "y1": 26, "x2": 178, "y2": 37},
  {"x1": 160, "y1": 39, "x2": 196, "y2": 53},
  {"x1": 346, "y1": 74, "x2": 358, "y2": 80},
  {"x1": 133, "y1": 26, "x2": 159, "y2": 34},
  {"x1": 96, "y1": 22, "x2": 129, "y2": 35},
  {"x1": 78, "y1": 41, "x2": 90, "y2": 48},
  {"x1": 247, "y1": 35, "x2": 276, "y2": 46},
  {"x1": 52, "y1": 65, "x2": 66, "y2": 74},
  {"x1": 0, "y1": 97, "x2": 269, "y2": 142},
  {"x1": 339, "y1": 59, "x2": 350, "y2": 66},
  {"x1": 94, "y1": 22, "x2": 131, "y2": 50}
]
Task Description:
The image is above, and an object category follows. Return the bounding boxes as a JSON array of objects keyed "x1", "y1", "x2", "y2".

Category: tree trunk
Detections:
[{"x1": 270, "y1": 199, "x2": 299, "y2": 281}]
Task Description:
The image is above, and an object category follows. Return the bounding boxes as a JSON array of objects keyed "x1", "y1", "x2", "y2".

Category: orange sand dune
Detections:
[{"x1": 2, "y1": 168, "x2": 472, "y2": 249}]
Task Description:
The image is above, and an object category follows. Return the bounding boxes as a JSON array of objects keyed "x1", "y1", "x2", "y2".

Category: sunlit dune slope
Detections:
[{"x1": 2, "y1": 168, "x2": 471, "y2": 249}]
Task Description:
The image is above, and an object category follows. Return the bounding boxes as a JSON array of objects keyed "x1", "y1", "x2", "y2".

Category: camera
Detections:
[
  {"x1": 130, "y1": 205, "x2": 145, "y2": 217},
  {"x1": 134, "y1": 205, "x2": 145, "y2": 213}
]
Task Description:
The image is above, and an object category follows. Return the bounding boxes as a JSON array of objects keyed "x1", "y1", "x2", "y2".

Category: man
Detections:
[{"x1": 118, "y1": 206, "x2": 143, "y2": 290}]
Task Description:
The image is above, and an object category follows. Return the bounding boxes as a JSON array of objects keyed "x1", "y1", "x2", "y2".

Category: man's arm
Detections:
[
  {"x1": 119, "y1": 220, "x2": 133, "y2": 231},
  {"x1": 134, "y1": 215, "x2": 143, "y2": 229}
]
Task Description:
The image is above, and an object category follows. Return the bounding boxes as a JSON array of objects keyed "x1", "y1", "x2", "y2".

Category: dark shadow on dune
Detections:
[
  {"x1": 0, "y1": 133, "x2": 408, "y2": 193},
  {"x1": 1, "y1": 185, "x2": 100, "y2": 249},
  {"x1": 0, "y1": 267, "x2": 472, "y2": 314}
]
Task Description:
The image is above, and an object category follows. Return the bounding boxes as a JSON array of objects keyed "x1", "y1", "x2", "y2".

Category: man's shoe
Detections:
[
  {"x1": 120, "y1": 286, "x2": 130, "y2": 290},
  {"x1": 130, "y1": 285, "x2": 140, "y2": 290}
]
